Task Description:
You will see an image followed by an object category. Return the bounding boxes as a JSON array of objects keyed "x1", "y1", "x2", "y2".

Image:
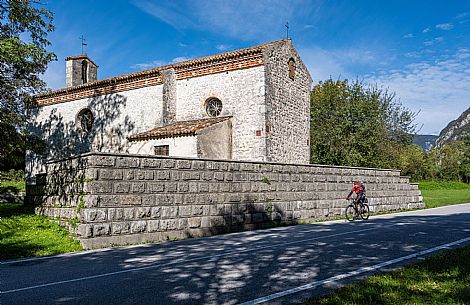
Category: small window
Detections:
[
  {"x1": 81, "y1": 60, "x2": 88, "y2": 84},
  {"x1": 154, "y1": 145, "x2": 169, "y2": 156},
  {"x1": 205, "y1": 98, "x2": 223, "y2": 117},
  {"x1": 288, "y1": 58, "x2": 296, "y2": 80},
  {"x1": 76, "y1": 108, "x2": 94, "y2": 133}
]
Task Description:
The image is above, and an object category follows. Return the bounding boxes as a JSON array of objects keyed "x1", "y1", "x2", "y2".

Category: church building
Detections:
[{"x1": 27, "y1": 39, "x2": 312, "y2": 180}]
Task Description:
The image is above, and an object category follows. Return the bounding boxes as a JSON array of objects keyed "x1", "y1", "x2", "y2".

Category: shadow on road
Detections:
[{"x1": 3, "y1": 208, "x2": 470, "y2": 305}]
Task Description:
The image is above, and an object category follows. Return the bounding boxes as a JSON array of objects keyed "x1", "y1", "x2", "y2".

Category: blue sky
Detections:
[{"x1": 42, "y1": 0, "x2": 470, "y2": 135}]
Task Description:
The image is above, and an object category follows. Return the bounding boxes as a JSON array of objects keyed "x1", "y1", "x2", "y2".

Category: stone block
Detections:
[
  {"x1": 161, "y1": 206, "x2": 178, "y2": 218},
  {"x1": 93, "y1": 224, "x2": 110, "y2": 236},
  {"x1": 219, "y1": 183, "x2": 230, "y2": 192},
  {"x1": 192, "y1": 205, "x2": 204, "y2": 216},
  {"x1": 252, "y1": 213, "x2": 265, "y2": 223},
  {"x1": 120, "y1": 195, "x2": 142, "y2": 205},
  {"x1": 123, "y1": 208, "x2": 135, "y2": 220},
  {"x1": 131, "y1": 221, "x2": 147, "y2": 233},
  {"x1": 199, "y1": 183, "x2": 209, "y2": 192},
  {"x1": 178, "y1": 218, "x2": 188, "y2": 230},
  {"x1": 136, "y1": 170, "x2": 154, "y2": 180},
  {"x1": 192, "y1": 161, "x2": 205, "y2": 170},
  {"x1": 99, "y1": 169, "x2": 123, "y2": 180},
  {"x1": 124, "y1": 170, "x2": 135, "y2": 180},
  {"x1": 84, "y1": 209, "x2": 107, "y2": 222},
  {"x1": 111, "y1": 222, "x2": 131, "y2": 235},
  {"x1": 178, "y1": 182, "x2": 189, "y2": 192},
  {"x1": 150, "y1": 207, "x2": 161, "y2": 218},
  {"x1": 91, "y1": 182, "x2": 113, "y2": 194},
  {"x1": 161, "y1": 159, "x2": 175, "y2": 168},
  {"x1": 214, "y1": 172, "x2": 224, "y2": 181},
  {"x1": 181, "y1": 172, "x2": 200, "y2": 180},
  {"x1": 179, "y1": 206, "x2": 192, "y2": 217},
  {"x1": 156, "y1": 171, "x2": 171, "y2": 180},
  {"x1": 131, "y1": 182, "x2": 146, "y2": 193},
  {"x1": 165, "y1": 182, "x2": 178, "y2": 192},
  {"x1": 147, "y1": 183, "x2": 165, "y2": 193},
  {"x1": 92, "y1": 156, "x2": 115, "y2": 167},
  {"x1": 77, "y1": 224, "x2": 93, "y2": 238},
  {"x1": 177, "y1": 160, "x2": 192, "y2": 169},
  {"x1": 188, "y1": 217, "x2": 201, "y2": 228},
  {"x1": 116, "y1": 157, "x2": 140, "y2": 168},
  {"x1": 142, "y1": 195, "x2": 156, "y2": 206},
  {"x1": 114, "y1": 182, "x2": 130, "y2": 194},
  {"x1": 231, "y1": 214, "x2": 245, "y2": 225},
  {"x1": 184, "y1": 194, "x2": 196, "y2": 204},
  {"x1": 136, "y1": 207, "x2": 151, "y2": 218},
  {"x1": 160, "y1": 219, "x2": 178, "y2": 231},
  {"x1": 156, "y1": 194, "x2": 174, "y2": 205},
  {"x1": 108, "y1": 208, "x2": 124, "y2": 221},
  {"x1": 209, "y1": 183, "x2": 219, "y2": 192},
  {"x1": 141, "y1": 158, "x2": 161, "y2": 168},
  {"x1": 147, "y1": 220, "x2": 160, "y2": 232}
]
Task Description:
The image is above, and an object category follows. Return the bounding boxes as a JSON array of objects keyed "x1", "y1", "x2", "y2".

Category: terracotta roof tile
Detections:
[
  {"x1": 35, "y1": 39, "x2": 289, "y2": 102},
  {"x1": 128, "y1": 116, "x2": 232, "y2": 141}
]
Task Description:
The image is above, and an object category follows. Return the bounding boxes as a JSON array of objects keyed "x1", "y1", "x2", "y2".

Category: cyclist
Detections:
[{"x1": 346, "y1": 181, "x2": 366, "y2": 206}]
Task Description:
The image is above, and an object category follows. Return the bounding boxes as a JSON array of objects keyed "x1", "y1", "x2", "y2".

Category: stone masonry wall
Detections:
[
  {"x1": 27, "y1": 152, "x2": 423, "y2": 249},
  {"x1": 264, "y1": 39, "x2": 312, "y2": 164}
]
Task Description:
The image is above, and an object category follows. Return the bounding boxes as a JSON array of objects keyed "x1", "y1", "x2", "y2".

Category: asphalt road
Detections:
[{"x1": 1, "y1": 203, "x2": 470, "y2": 305}]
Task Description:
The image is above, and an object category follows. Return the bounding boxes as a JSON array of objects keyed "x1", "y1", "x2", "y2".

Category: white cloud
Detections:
[
  {"x1": 170, "y1": 56, "x2": 192, "y2": 63},
  {"x1": 216, "y1": 44, "x2": 232, "y2": 52},
  {"x1": 435, "y1": 23, "x2": 454, "y2": 30},
  {"x1": 133, "y1": 0, "x2": 317, "y2": 40},
  {"x1": 366, "y1": 52, "x2": 470, "y2": 134},
  {"x1": 422, "y1": 27, "x2": 431, "y2": 33},
  {"x1": 403, "y1": 33, "x2": 414, "y2": 38},
  {"x1": 130, "y1": 56, "x2": 193, "y2": 70},
  {"x1": 424, "y1": 37, "x2": 444, "y2": 46},
  {"x1": 130, "y1": 60, "x2": 166, "y2": 70}
]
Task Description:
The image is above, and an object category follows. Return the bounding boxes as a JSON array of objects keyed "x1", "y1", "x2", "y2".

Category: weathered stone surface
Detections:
[{"x1": 31, "y1": 152, "x2": 424, "y2": 250}]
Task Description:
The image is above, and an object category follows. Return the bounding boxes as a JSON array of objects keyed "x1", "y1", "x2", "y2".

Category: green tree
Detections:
[
  {"x1": 398, "y1": 144, "x2": 429, "y2": 181},
  {"x1": 0, "y1": 0, "x2": 55, "y2": 169},
  {"x1": 310, "y1": 79, "x2": 417, "y2": 168},
  {"x1": 460, "y1": 135, "x2": 470, "y2": 183}
]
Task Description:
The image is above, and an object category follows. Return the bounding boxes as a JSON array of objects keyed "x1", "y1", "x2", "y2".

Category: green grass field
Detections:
[
  {"x1": 0, "y1": 203, "x2": 82, "y2": 260},
  {"x1": 304, "y1": 244, "x2": 470, "y2": 305},
  {"x1": 0, "y1": 180, "x2": 26, "y2": 193},
  {"x1": 419, "y1": 181, "x2": 470, "y2": 209}
]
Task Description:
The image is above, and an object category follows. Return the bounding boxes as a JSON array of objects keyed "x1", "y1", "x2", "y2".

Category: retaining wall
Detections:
[{"x1": 26, "y1": 152, "x2": 423, "y2": 249}]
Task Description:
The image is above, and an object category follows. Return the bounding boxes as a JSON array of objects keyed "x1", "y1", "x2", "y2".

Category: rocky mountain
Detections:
[
  {"x1": 412, "y1": 134, "x2": 438, "y2": 152},
  {"x1": 435, "y1": 106, "x2": 470, "y2": 148}
]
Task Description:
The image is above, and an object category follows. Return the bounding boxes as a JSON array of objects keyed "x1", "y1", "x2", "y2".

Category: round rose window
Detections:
[
  {"x1": 205, "y1": 98, "x2": 223, "y2": 117},
  {"x1": 76, "y1": 108, "x2": 94, "y2": 133}
]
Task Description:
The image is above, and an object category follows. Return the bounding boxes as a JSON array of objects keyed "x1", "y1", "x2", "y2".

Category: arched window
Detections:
[
  {"x1": 76, "y1": 108, "x2": 94, "y2": 133},
  {"x1": 81, "y1": 60, "x2": 88, "y2": 84},
  {"x1": 288, "y1": 58, "x2": 296, "y2": 80},
  {"x1": 205, "y1": 98, "x2": 223, "y2": 117}
]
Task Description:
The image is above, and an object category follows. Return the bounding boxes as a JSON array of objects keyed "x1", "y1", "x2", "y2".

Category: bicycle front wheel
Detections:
[
  {"x1": 346, "y1": 205, "x2": 356, "y2": 221},
  {"x1": 360, "y1": 203, "x2": 370, "y2": 220}
]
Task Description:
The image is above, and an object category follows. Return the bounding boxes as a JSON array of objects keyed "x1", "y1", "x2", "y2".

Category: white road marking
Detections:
[
  {"x1": 0, "y1": 225, "x2": 384, "y2": 294},
  {"x1": 237, "y1": 236, "x2": 470, "y2": 305}
]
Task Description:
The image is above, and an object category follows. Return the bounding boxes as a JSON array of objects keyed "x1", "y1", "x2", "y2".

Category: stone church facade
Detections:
[{"x1": 27, "y1": 39, "x2": 312, "y2": 181}]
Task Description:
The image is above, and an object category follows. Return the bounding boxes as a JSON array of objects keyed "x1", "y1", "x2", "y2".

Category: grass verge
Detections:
[
  {"x1": 303, "y1": 244, "x2": 470, "y2": 305},
  {"x1": 0, "y1": 203, "x2": 82, "y2": 260},
  {"x1": 0, "y1": 180, "x2": 26, "y2": 193},
  {"x1": 419, "y1": 181, "x2": 470, "y2": 209}
]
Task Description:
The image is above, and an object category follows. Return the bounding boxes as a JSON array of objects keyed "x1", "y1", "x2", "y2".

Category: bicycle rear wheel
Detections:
[
  {"x1": 346, "y1": 205, "x2": 356, "y2": 221},
  {"x1": 360, "y1": 203, "x2": 370, "y2": 220}
]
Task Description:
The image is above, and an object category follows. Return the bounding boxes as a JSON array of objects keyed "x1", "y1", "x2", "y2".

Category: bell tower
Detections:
[{"x1": 65, "y1": 54, "x2": 98, "y2": 87}]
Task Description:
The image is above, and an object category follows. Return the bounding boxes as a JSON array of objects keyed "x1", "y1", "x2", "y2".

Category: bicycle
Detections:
[{"x1": 345, "y1": 197, "x2": 370, "y2": 221}]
